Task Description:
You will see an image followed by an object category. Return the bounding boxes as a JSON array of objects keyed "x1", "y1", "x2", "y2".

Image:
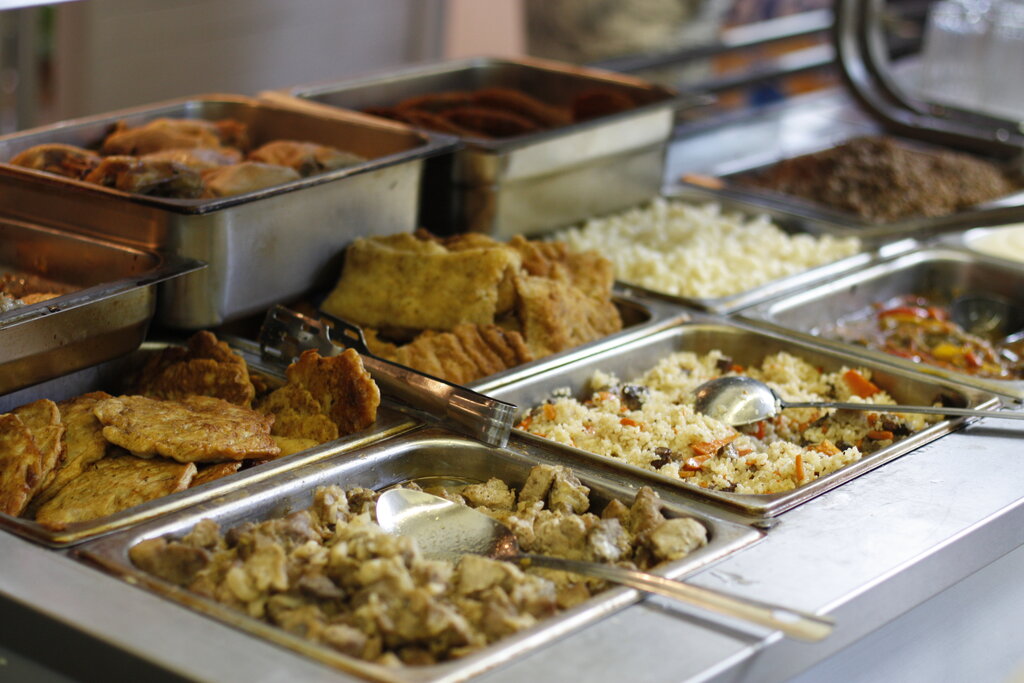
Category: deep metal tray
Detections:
[
  {"x1": 483, "y1": 315, "x2": 997, "y2": 518},
  {"x1": 268, "y1": 56, "x2": 695, "y2": 238},
  {"x1": 77, "y1": 427, "x2": 761, "y2": 683},
  {"x1": 741, "y1": 246, "x2": 1024, "y2": 403},
  {"x1": 0, "y1": 94, "x2": 454, "y2": 328},
  {"x1": 585, "y1": 188, "x2": 915, "y2": 315},
  {"x1": 0, "y1": 217, "x2": 201, "y2": 395},
  {"x1": 670, "y1": 107, "x2": 1024, "y2": 243},
  {"x1": 0, "y1": 340, "x2": 416, "y2": 547}
]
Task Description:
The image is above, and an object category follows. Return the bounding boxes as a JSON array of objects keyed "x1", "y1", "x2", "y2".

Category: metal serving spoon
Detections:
[
  {"x1": 950, "y1": 294, "x2": 1024, "y2": 363},
  {"x1": 375, "y1": 488, "x2": 833, "y2": 642},
  {"x1": 693, "y1": 375, "x2": 1024, "y2": 426}
]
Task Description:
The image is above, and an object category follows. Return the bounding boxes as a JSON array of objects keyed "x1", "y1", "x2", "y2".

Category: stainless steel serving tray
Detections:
[
  {"x1": 0, "y1": 339, "x2": 416, "y2": 547},
  {"x1": 590, "y1": 188, "x2": 915, "y2": 315},
  {"x1": 77, "y1": 427, "x2": 761, "y2": 683},
  {"x1": 0, "y1": 217, "x2": 202, "y2": 395},
  {"x1": 0, "y1": 94, "x2": 455, "y2": 328},
  {"x1": 742, "y1": 246, "x2": 1024, "y2": 403},
  {"x1": 481, "y1": 315, "x2": 997, "y2": 518},
  {"x1": 672, "y1": 126, "x2": 1024, "y2": 244},
  {"x1": 268, "y1": 56, "x2": 696, "y2": 238}
]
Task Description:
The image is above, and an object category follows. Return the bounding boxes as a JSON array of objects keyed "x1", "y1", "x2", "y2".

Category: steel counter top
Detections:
[{"x1": 1, "y1": 417, "x2": 1022, "y2": 682}]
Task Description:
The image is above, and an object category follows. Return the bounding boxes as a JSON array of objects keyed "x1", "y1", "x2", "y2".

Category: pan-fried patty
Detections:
[
  {"x1": 0, "y1": 414, "x2": 44, "y2": 516},
  {"x1": 94, "y1": 395, "x2": 279, "y2": 463}
]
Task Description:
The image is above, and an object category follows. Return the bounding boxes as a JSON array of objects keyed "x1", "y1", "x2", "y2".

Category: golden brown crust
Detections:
[
  {"x1": 281, "y1": 349, "x2": 380, "y2": 437},
  {"x1": 136, "y1": 331, "x2": 255, "y2": 407},
  {"x1": 12, "y1": 399, "x2": 65, "y2": 499},
  {"x1": 34, "y1": 455, "x2": 196, "y2": 528},
  {"x1": 94, "y1": 395, "x2": 279, "y2": 463},
  {"x1": 259, "y1": 384, "x2": 339, "y2": 443},
  {"x1": 189, "y1": 462, "x2": 242, "y2": 488},
  {"x1": 514, "y1": 274, "x2": 622, "y2": 359},
  {"x1": 0, "y1": 414, "x2": 43, "y2": 516},
  {"x1": 28, "y1": 392, "x2": 111, "y2": 512}
]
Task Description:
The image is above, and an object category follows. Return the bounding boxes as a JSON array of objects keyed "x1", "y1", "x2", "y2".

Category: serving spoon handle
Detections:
[
  {"x1": 516, "y1": 553, "x2": 833, "y2": 642},
  {"x1": 784, "y1": 401, "x2": 1024, "y2": 420}
]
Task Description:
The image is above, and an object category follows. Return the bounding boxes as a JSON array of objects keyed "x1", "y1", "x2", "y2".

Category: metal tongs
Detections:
[{"x1": 259, "y1": 305, "x2": 517, "y2": 447}]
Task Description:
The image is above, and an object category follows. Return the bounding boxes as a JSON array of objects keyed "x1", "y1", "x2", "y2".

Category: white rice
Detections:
[{"x1": 554, "y1": 198, "x2": 861, "y2": 298}]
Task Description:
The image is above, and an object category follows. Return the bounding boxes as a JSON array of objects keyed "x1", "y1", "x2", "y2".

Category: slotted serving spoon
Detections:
[
  {"x1": 375, "y1": 488, "x2": 833, "y2": 642},
  {"x1": 693, "y1": 375, "x2": 1024, "y2": 426}
]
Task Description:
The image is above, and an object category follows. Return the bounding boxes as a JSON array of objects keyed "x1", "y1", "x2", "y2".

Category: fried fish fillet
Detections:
[
  {"x1": 321, "y1": 233, "x2": 521, "y2": 331},
  {"x1": 514, "y1": 274, "x2": 622, "y2": 359},
  {"x1": 27, "y1": 392, "x2": 111, "y2": 512},
  {"x1": 507, "y1": 235, "x2": 615, "y2": 300},
  {"x1": 365, "y1": 323, "x2": 532, "y2": 385},
  {"x1": 13, "y1": 399, "x2": 66, "y2": 497},
  {"x1": 34, "y1": 455, "x2": 196, "y2": 528},
  {"x1": 0, "y1": 414, "x2": 43, "y2": 516},
  {"x1": 189, "y1": 462, "x2": 242, "y2": 488},
  {"x1": 261, "y1": 349, "x2": 379, "y2": 440},
  {"x1": 136, "y1": 331, "x2": 255, "y2": 406},
  {"x1": 94, "y1": 395, "x2": 279, "y2": 463}
]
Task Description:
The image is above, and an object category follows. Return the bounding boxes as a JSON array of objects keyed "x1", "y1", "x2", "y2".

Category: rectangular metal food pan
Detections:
[
  {"x1": 742, "y1": 246, "x2": 1024, "y2": 402},
  {"x1": 484, "y1": 316, "x2": 997, "y2": 518},
  {"x1": 0, "y1": 217, "x2": 202, "y2": 395},
  {"x1": 588, "y1": 188, "x2": 915, "y2": 316},
  {"x1": 268, "y1": 56, "x2": 696, "y2": 238},
  {"x1": 0, "y1": 94, "x2": 454, "y2": 328},
  {"x1": 77, "y1": 427, "x2": 761, "y2": 683},
  {"x1": 0, "y1": 340, "x2": 416, "y2": 547},
  {"x1": 670, "y1": 112, "x2": 1024, "y2": 243}
]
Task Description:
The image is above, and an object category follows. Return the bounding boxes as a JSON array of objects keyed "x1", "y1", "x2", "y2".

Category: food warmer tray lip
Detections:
[
  {"x1": 0, "y1": 220, "x2": 203, "y2": 329},
  {"x1": 0, "y1": 93, "x2": 456, "y2": 215},
  {"x1": 481, "y1": 313, "x2": 1000, "y2": 519},
  {"x1": 0, "y1": 340, "x2": 418, "y2": 548},
  {"x1": 583, "y1": 188, "x2": 919, "y2": 316},
  {"x1": 274, "y1": 55, "x2": 698, "y2": 152},
  {"x1": 75, "y1": 426, "x2": 763, "y2": 683},
  {"x1": 739, "y1": 244, "x2": 1024, "y2": 403}
]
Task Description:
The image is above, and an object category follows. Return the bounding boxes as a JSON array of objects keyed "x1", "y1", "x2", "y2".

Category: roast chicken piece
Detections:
[
  {"x1": 142, "y1": 146, "x2": 242, "y2": 172},
  {"x1": 9, "y1": 143, "x2": 101, "y2": 179},
  {"x1": 201, "y1": 161, "x2": 300, "y2": 198},
  {"x1": 248, "y1": 140, "x2": 365, "y2": 176},
  {"x1": 101, "y1": 117, "x2": 250, "y2": 155},
  {"x1": 85, "y1": 155, "x2": 204, "y2": 198}
]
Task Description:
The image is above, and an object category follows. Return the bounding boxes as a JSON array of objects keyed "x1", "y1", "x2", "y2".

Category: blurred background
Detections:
[{"x1": 0, "y1": 0, "x2": 920, "y2": 133}]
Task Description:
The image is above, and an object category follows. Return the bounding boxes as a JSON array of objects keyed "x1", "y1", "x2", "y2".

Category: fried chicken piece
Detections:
[
  {"x1": 0, "y1": 414, "x2": 43, "y2": 516},
  {"x1": 136, "y1": 331, "x2": 255, "y2": 406},
  {"x1": 388, "y1": 108, "x2": 482, "y2": 137},
  {"x1": 506, "y1": 236, "x2": 615, "y2": 300},
  {"x1": 13, "y1": 399, "x2": 65, "y2": 498},
  {"x1": 365, "y1": 323, "x2": 532, "y2": 385},
  {"x1": 321, "y1": 233, "x2": 521, "y2": 331},
  {"x1": 28, "y1": 392, "x2": 111, "y2": 512},
  {"x1": 201, "y1": 162, "x2": 301, "y2": 198},
  {"x1": 514, "y1": 274, "x2": 622, "y2": 358},
  {"x1": 247, "y1": 141, "x2": 365, "y2": 177},
  {"x1": 94, "y1": 395, "x2": 279, "y2": 463},
  {"x1": 190, "y1": 462, "x2": 242, "y2": 488},
  {"x1": 262, "y1": 349, "x2": 379, "y2": 439},
  {"x1": 84, "y1": 156, "x2": 204, "y2": 198},
  {"x1": 394, "y1": 90, "x2": 476, "y2": 114},
  {"x1": 101, "y1": 117, "x2": 249, "y2": 155},
  {"x1": 259, "y1": 384, "x2": 338, "y2": 443},
  {"x1": 9, "y1": 143, "x2": 101, "y2": 179},
  {"x1": 142, "y1": 146, "x2": 242, "y2": 172},
  {"x1": 34, "y1": 455, "x2": 196, "y2": 528}
]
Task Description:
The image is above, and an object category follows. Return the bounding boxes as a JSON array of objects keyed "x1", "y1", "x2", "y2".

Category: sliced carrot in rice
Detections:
[
  {"x1": 843, "y1": 369, "x2": 881, "y2": 398},
  {"x1": 691, "y1": 433, "x2": 737, "y2": 455}
]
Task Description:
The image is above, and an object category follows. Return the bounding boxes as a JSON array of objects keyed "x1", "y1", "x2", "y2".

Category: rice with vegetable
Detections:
[
  {"x1": 517, "y1": 350, "x2": 937, "y2": 494},
  {"x1": 553, "y1": 198, "x2": 860, "y2": 298}
]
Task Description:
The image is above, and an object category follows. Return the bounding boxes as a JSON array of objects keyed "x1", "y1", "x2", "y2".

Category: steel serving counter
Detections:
[{"x1": 2, "y1": 89, "x2": 1024, "y2": 682}]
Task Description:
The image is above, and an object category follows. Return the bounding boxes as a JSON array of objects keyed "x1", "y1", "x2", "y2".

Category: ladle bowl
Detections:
[
  {"x1": 375, "y1": 488, "x2": 833, "y2": 642},
  {"x1": 693, "y1": 375, "x2": 1024, "y2": 426}
]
